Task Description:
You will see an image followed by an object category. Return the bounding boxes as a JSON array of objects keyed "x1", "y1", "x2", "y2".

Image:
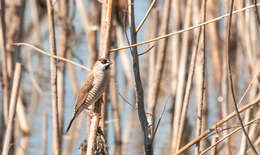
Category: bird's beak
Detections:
[
  {"x1": 105, "y1": 60, "x2": 112, "y2": 69},
  {"x1": 107, "y1": 60, "x2": 112, "y2": 66}
]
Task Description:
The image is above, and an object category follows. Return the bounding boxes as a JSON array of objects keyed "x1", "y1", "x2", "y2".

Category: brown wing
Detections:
[
  {"x1": 74, "y1": 71, "x2": 94, "y2": 112},
  {"x1": 65, "y1": 71, "x2": 94, "y2": 133}
]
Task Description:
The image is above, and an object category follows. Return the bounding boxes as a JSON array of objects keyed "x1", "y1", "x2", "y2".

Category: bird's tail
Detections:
[{"x1": 65, "y1": 115, "x2": 75, "y2": 133}]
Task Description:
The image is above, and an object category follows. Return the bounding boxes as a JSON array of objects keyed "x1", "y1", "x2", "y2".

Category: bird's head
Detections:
[{"x1": 94, "y1": 58, "x2": 112, "y2": 71}]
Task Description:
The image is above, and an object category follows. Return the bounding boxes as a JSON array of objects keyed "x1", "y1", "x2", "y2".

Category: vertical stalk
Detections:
[
  {"x1": 46, "y1": 0, "x2": 60, "y2": 154},
  {"x1": 195, "y1": 1, "x2": 207, "y2": 154},
  {"x1": 42, "y1": 112, "x2": 48, "y2": 155},
  {"x1": 128, "y1": 0, "x2": 152, "y2": 154},
  {"x1": 0, "y1": 0, "x2": 9, "y2": 126},
  {"x1": 110, "y1": 53, "x2": 122, "y2": 155},
  {"x1": 57, "y1": 0, "x2": 69, "y2": 140},
  {"x1": 86, "y1": 0, "x2": 113, "y2": 154},
  {"x1": 171, "y1": 0, "x2": 193, "y2": 153},
  {"x1": 2, "y1": 63, "x2": 22, "y2": 155}
]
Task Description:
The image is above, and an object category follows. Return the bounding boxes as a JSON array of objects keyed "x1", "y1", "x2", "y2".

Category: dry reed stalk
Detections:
[
  {"x1": 99, "y1": 0, "x2": 113, "y2": 58},
  {"x1": 236, "y1": 0, "x2": 254, "y2": 70},
  {"x1": 253, "y1": 0, "x2": 260, "y2": 26},
  {"x1": 200, "y1": 117, "x2": 260, "y2": 155},
  {"x1": 86, "y1": 0, "x2": 113, "y2": 154},
  {"x1": 239, "y1": 78, "x2": 260, "y2": 154},
  {"x1": 170, "y1": 0, "x2": 181, "y2": 108},
  {"x1": 110, "y1": 3, "x2": 260, "y2": 52},
  {"x1": 174, "y1": 0, "x2": 204, "y2": 151},
  {"x1": 27, "y1": 0, "x2": 43, "y2": 124},
  {"x1": 175, "y1": 97, "x2": 260, "y2": 155},
  {"x1": 208, "y1": 0, "x2": 221, "y2": 85},
  {"x1": 238, "y1": 108, "x2": 251, "y2": 155},
  {"x1": 76, "y1": 0, "x2": 99, "y2": 62},
  {"x1": 57, "y1": 0, "x2": 69, "y2": 145},
  {"x1": 0, "y1": 0, "x2": 10, "y2": 126},
  {"x1": 220, "y1": 2, "x2": 231, "y2": 153},
  {"x1": 210, "y1": 135, "x2": 218, "y2": 155},
  {"x1": 115, "y1": 25, "x2": 135, "y2": 91},
  {"x1": 16, "y1": 93, "x2": 30, "y2": 135},
  {"x1": 110, "y1": 53, "x2": 122, "y2": 155},
  {"x1": 146, "y1": 0, "x2": 171, "y2": 138},
  {"x1": 2, "y1": 62, "x2": 22, "y2": 155},
  {"x1": 5, "y1": 0, "x2": 25, "y2": 86},
  {"x1": 46, "y1": 0, "x2": 60, "y2": 154},
  {"x1": 171, "y1": 0, "x2": 193, "y2": 153},
  {"x1": 147, "y1": 9, "x2": 158, "y2": 96},
  {"x1": 88, "y1": 1, "x2": 100, "y2": 67},
  {"x1": 225, "y1": 0, "x2": 258, "y2": 154},
  {"x1": 87, "y1": 1, "x2": 101, "y2": 135},
  {"x1": 42, "y1": 112, "x2": 48, "y2": 155},
  {"x1": 16, "y1": 134, "x2": 29, "y2": 155},
  {"x1": 99, "y1": 90, "x2": 108, "y2": 135},
  {"x1": 195, "y1": 1, "x2": 207, "y2": 154}
]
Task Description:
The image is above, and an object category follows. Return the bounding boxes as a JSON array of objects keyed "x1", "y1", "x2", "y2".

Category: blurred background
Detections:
[{"x1": 0, "y1": 0, "x2": 260, "y2": 155}]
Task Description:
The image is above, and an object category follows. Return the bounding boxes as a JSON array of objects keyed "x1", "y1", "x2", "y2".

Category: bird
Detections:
[{"x1": 65, "y1": 58, "x2": 112, "y2": 133}]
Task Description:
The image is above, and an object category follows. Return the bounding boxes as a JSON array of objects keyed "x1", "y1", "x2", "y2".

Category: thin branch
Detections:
[
  {"x1": 135, "y1": 0, "x2": 157, "y2": 32},
  {"x1": 138, "y1": 45, "x2": 155, "y2": 56},
  {"x1": 175, "y1": 98, "x2": 260, "y2": 155},
  {"x1": 238, "y1": 70, "x2": 260, "y2": 105},
  {"x1": 118, "y1": 92, "x2": 136, "y2": 109},
  {"x1": 13, "y1": 43, "x2": 90, "y2": 71},
  {"x1": 200, "y1": 118, "x2": 260, "y2": 155},
  {"x1": 110, "y1": 3, "x2": 260, "y2": 52},
  {"x1": 225, "y1": 0, "x2": 258, "y2": 154},
  {"x1": 152, "y1": 103, "x2": 167, "y2": 142},
  {"x1": 26, "y1": 51, "x2": 43, "y2": 95}
]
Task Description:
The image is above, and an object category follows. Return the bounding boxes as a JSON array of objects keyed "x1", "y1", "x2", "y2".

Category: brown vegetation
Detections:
[{"x1": 0, "y1": 0, "x2": 260, "y2": 155}]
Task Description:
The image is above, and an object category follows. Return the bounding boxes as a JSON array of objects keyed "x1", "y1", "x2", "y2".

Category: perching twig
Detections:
[
  {"x1": 13, "y1": 43, "x2": 90, "y2": 71},
  {"x1": 110, "y1": 3, "x2": 260, "y2": 52},
  {"x1": 87, "y1": 0, "x2": 113, "y2": 154}
]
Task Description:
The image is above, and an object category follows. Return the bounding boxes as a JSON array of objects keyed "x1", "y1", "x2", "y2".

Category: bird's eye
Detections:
[{"x1": 101, "y1": 60, "x2": 107, "y2": 64}]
